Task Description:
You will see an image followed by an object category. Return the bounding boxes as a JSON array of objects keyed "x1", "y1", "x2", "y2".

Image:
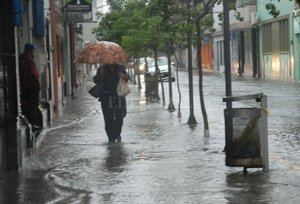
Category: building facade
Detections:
[
  {"x1": 212, "y1": 0, "x2": 259, "y2": 77},
  {"x1": 0, "y1": 0, "x2": 19, "y2": 173},
  {"x1": 258, "y1": 0, "x2": 299, "y2": 81},
  {"x1": 0, "y1": 0, "x2": 94, "y2": 174}
]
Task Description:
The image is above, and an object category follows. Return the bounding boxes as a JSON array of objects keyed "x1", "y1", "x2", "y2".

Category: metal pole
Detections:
[
  {"x1": 50, "y1": 0, "x2": 59, "y2": 110},
  {"x1": 223, "y1": 0, "x2": 232, "y2": 107},
  {"x1": 223, "y1": 0, "x2": 233, "y2": 163},
  {"x1": 187, "y1": 0, "x2": 197, "y2": 125},
  {"x1": 167, "y1": 41, "x2": 175, "y2": 112},
  {"x1": 15, "y1": 26, "x2": 23, "y2": 167}
]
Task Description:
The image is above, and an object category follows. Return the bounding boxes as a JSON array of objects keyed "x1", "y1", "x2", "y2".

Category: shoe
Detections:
[
  {"x1": 116, "y1": 136, "x2": 122, "y2": 142},
  {"x1": 108, "y1": 136, "x2": 115, "y2": 143}
]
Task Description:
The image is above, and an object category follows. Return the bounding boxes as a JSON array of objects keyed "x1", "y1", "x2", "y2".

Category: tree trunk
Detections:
[
  {"x1": 174, "y1": 53, "x2": 182, "y2": 118},
  {"x1": 196, "y1": 22, "x2": 209, "y2": 136},
  {"x1": 137, "y1": 58, "x2": 142, "y2": 89},
  {"x1": 133, "y1": 65, "x2": 137, "y2": 85},
  {"x1": 154, "y1": 49, "x2": 165, "y2": 103},
  {"x1": 167, "y1": 41, "x2": 175, "y2": 112},
  {"x1": 144, "y1": 56, "x2": 149, "y2": 73}
]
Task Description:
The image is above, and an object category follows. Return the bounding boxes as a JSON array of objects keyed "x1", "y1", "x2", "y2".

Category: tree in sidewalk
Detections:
[
  {"x1": 94, "y1": 0, "x2": 147, "y2": 87},
  {"x1": 145, "y1": 0, "x2": 175, "y2": 104},
  {"x1": 147, "y1": 0, "x2": 177, "y2": 111},
  {"x1": 167, "y1": 0, "x2": 215, "y2": 126},
  {"x1": 140, "y1": 15, "x2": 166, "y2": 103},
  {"x1": 193, "y1": 0, "x2": 219, "y2": 135},
  {"x1": 120, "y1": 0, "x2": 151, "y2": 89}
]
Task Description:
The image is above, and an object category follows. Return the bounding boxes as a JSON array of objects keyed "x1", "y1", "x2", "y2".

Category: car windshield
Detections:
[{"x1": 148, "y1": 57, "x2": 168, "y2": 67}]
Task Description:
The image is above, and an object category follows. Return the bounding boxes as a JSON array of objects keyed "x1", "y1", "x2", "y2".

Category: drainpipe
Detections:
[
  {"x1": 14, "y1": 26, "x2": 23, "y2": 167},
  {"x1": 291, "y1": 12, "x2": 295, "y2": 79},
  {"x1": 69, "y1": 23, "x2": 77, "y2": 96},
  {"x1": 64, "y1": 22, "x2": 72, "y2": 96},
  {"x1": 49, "y1": 0, "x2": 59, "y2": 110},
  {"x1": 28, "y1": 0, "x2": 33, "y2": 43}
]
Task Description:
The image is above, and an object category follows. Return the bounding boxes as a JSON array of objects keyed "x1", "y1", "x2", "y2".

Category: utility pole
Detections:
[{"x1": 186, "y1": 0, "x2": 197, "y2": 125}]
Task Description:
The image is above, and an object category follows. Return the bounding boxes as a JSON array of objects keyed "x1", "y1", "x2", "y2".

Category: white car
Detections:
[
  {"x1": 147, "y1": 56, "x2": 174, "y2": 77},
  {"x1": 139, "y1": 57, "x2": 153, "y2": 74}
]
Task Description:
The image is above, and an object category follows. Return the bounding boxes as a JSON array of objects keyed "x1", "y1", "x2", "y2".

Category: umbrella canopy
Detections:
[{"x1": 77, "y1": 41, "x2": 127, "y2": 65}]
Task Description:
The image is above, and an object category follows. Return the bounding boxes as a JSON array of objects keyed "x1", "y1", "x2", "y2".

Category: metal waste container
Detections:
[
  {"x1": 145, "y1": 73, "x2": 159, "y2": 102},
  {"x1": 223, "y1": 93, "x2": 268, "y2": 172}
]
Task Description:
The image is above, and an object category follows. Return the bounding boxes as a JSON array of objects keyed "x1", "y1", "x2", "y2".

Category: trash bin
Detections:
[
  {"x1": 223, "y1": 93, "x2": 268, "y2": 172},
  {"x1": 145, "y1": 73, "x2": 159, "y2": 101}
]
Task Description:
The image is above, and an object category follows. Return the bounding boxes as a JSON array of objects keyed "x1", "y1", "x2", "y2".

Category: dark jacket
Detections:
[
  {"x1": 93, "y1": 64, "x2": 128, "y2": 98},
  {"x1": 19, "y1": 53, "x2": 40, "y2": 90}
]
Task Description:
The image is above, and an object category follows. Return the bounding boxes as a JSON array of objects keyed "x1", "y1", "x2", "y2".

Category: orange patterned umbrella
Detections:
[{"x1": 77, "y1": 41, "x2": 127, "y2": 65}]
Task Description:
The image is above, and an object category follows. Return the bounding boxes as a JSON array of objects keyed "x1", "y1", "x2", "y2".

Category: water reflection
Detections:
[
  {"x1": 225, "y1": 172, "x2": 270, "y2": 203},
  {"x1": 104, "y1": 143, "x2": 128, "y2": 172}
]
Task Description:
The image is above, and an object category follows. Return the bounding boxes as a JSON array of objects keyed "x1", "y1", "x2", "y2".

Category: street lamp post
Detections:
[
  {"x1": 223, "y1": 0, "x2": 232, "y2": 104},
  {"x1": 186, "y1": 0, "x2": 197, "y2": 125},
  {"x1": 167, "y1": 41, "x2": 175, "y2": 112}
]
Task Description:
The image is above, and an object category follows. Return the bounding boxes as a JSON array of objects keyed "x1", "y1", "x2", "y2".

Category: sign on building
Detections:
[
  {"x1": 66, "y1": 0, "x2": 92, "y2": 12},
  {"x1": 65, "y1": 0, "x2": 93, "y2": 22}
]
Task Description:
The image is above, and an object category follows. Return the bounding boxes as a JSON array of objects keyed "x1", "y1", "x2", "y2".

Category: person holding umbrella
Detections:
[
  {"x1": 94, "y1": 63, "x2": 129, "y2": 143},
  {"x1": 78, "y1": 41, "x2": 129, "y2": 143}
]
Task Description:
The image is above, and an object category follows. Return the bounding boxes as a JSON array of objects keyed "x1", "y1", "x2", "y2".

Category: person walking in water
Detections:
[{"x1": 94, "y1": 63, "x2": 129, "y2": 143}]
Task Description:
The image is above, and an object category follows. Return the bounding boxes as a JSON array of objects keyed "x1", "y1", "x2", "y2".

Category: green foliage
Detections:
[
  {"x1": 266, "y1": 2, "x2": 280, "y2": 18},
  {"x1": 94, "y1": 0, "x2": 294, "y2": 60}
]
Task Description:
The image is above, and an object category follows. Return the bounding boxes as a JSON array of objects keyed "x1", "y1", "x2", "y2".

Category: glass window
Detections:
[
  {"x1": 263, "y1": 19, "x2": 289, "y2": 54},
  {"x1": 218, "y1": 41, "x2": 224, "y2": 66},
  {"x1": 279, "y1": 19, "x2": 289, "y2": 52},
  {"x1": 244, "y1": 30, "x2": 253, "y2": 65},
  {"x1": 263, "y1": 23, "x2": 272, "y2": 54}
]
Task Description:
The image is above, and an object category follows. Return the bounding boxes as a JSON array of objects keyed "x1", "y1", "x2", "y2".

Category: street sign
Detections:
[
  {"x1": 66, "y1": 0, "x2": 92, "y2": 12},
  {"x1": 64, "y1": 0, "x2": 93, "y2": 22}
]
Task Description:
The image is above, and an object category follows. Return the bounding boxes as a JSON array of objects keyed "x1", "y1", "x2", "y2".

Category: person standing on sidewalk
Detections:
[
  {"x1": 19, "y1": 43, "x2": 41, "y2": 129},
  {"x1": 94, "y1": 64, "x2": 129, "y2": 143}
]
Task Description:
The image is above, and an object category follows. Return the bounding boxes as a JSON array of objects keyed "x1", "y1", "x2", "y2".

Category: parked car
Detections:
[{"x1": 147, "y1": 56, "x2": 174, "y2": 77}]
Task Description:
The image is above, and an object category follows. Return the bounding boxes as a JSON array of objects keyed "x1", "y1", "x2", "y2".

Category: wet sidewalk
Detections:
[{"x1": 1, "y1": 72, "x2": 300, "y2": 203}]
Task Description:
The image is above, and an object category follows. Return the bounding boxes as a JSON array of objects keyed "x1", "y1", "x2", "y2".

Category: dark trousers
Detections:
[
  {"x1": 101, "y1": 96, "x2": 126, "y2": 142},
  {"x1": 22, "y1": 87, "x2": 41, "y2": 126}
]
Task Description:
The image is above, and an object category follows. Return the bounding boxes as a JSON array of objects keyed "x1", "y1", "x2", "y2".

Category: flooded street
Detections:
[{"x1": 1, "y1": 71, "x2": 300, "y2": 203}]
